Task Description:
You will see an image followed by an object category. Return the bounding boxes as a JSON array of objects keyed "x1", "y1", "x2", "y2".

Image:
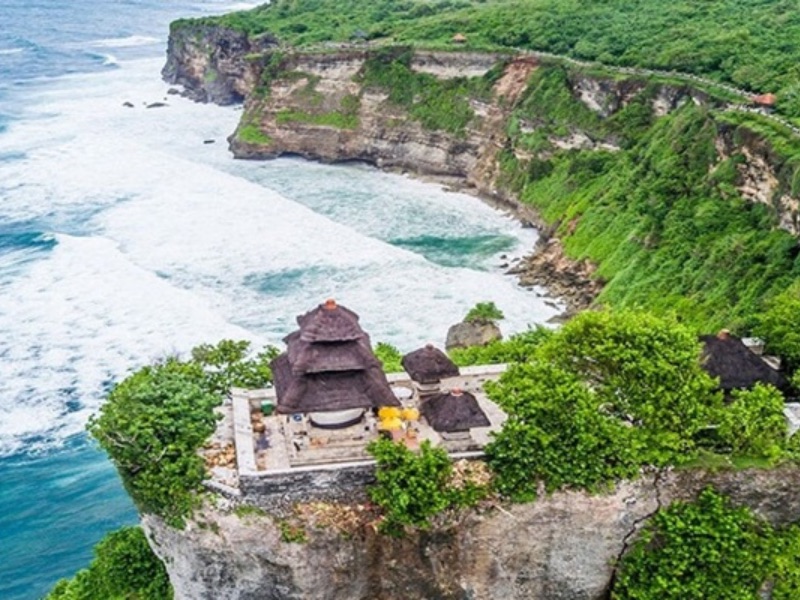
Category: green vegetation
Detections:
[
  {"x1": 357, "y1": 47, "x2": 499, "y2": 135},
  {"x1": 717, "y1": 384, "x2": 789, "y2": 462},
  {"x1": 485, "y1": 310, "x2": 723, "y2": 501},
  {"x1": 755, "y1": 281, "x2": 800, "y2": 372},
  {"x1": 89, "y1": 340, "x2": 277, "y2": 527},
  {"x1": 275, "y1": 108, "x2": 358, "y2": 129},
  {"x1": 374, "y1": 342, "x2": 403, "y2": 373},
  {"x1": 236, "y1": 123, "x2": 273, "y2": 145},
  {"x1": 464, "y1": 301, "x2": 505, "y2": 324},
  {"x1": 46, "y1": 526, "x2": 172, "y2": 600},
  {"x1": 176, "y1": 0, "x2": 800, "y2": 119},
  {"x1": 497, "y1": 69, "x2": 800, "y2": 331},
  {"x1": 612, "y1": 488, "x2": 800, "y2": 600},
  {"x1": 449, "y1": 326, "x2": 551, "y2": 366},
  {"x1": 278, "y1": 520, "x2": 308, "y2": 543},
  {"x1": 367, "y1": 438, "x2": 487, "y2": 536}
]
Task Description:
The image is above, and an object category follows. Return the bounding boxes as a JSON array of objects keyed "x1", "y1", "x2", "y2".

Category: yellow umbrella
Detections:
[
  {"x1": 401, "y1": 407, "x2": 420, "y2": 422},
  {"x1": 378, "y1": 416, "x2": 404, "y2": 431},
  {"x1": 378, "y1": 406, "x2": 401, "y2": 420}
]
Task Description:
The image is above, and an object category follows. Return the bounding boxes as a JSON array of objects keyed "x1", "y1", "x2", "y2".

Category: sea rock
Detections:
[
  {"x1": 147, "y1": 102, "x2": 168, "y2": 109},
  {"x1": 445, "y1": 319, "x2": 502, "y2": 350}
]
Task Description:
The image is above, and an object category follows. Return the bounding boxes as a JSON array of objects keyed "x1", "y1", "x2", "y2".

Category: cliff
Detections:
[
  {"x1": 145, "y1": 466, "x2": 800, "y2": 600},
  {"x1": 162, "y1": 31, "x2": 800, "y2": 321},
  {"x1": 162, "y1": 22, "x2": 278, "y2": 104}
]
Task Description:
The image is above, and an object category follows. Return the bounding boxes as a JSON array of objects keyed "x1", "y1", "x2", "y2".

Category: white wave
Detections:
[
  {"x1": 85, "y1": 35, "x2": 160, "y2": 49},
  {"x1": 0, "y1": 48, "x2": 24, "y2": 56},
  {"x1": 0, "y1": 57, "x2": 561, "y2": 456}
]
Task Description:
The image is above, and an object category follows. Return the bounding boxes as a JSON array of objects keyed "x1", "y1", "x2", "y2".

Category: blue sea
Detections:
[{"x1": 0, "y1": 2, "x2": 560, "y2": 598}]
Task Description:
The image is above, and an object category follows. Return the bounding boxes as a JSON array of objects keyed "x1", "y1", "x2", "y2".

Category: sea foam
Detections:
[{"x1": 0, "y1": 56, "x2": 560, "y2": 457}]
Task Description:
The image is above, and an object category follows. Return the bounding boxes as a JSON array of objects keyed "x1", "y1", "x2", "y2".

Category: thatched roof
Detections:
[
  {"x1": 272, "y1": 353, "x2": 400, "y2": 413},
  {"x1": 402, "y1": 344, "x2": 460, "y2": 383},
  {"x1": 297, "y1": 299, "x2": 364, "y2": 342},
  {"x1": 753, "y1": 93, "x2": 777, "y2": 107},
  {"x1": 452, "y1": 33, "x2": 467, "y2": 43},
  {"x1": 285, "y1": 330, "x2": 379, "y2": 375},
  {"x1": 700, "y1": 332, "x2": 789, "y2": 393},
  {"x1": 421, "y1": 389, "x2": 490, "y2": 432}
]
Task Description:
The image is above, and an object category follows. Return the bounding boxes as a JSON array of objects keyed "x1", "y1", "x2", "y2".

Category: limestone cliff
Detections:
[
  {"x1": 162, "y1": 22, "x2": 278, "y2": 104},
  {"x1": 145, "y1": 466, "x2": 800, "y2": 600}
]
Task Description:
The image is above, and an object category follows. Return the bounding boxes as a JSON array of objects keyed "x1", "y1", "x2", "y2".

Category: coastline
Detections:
[{"x1": 379, "y1": 166, "x2": 600, "y2": 319}]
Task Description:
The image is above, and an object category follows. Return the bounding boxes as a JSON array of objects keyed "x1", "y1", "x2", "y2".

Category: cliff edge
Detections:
[{"x1": 145, "y1": 466, "x2": 800, "y2": 600}]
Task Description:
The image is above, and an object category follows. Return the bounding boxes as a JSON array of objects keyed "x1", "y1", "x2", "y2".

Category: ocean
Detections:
[{"x1": 0, "y1": 1, "x2": 560, "y2": 598}]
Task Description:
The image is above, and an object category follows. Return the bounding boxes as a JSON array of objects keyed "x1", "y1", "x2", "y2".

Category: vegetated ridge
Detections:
[{"x1": 164, "y1": 2, "x2": 800, "y2": 331}]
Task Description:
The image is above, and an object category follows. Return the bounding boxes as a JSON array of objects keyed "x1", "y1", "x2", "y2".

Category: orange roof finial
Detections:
[{"x1": 324, "y1": 298, "x2": 337, "y2": 310}]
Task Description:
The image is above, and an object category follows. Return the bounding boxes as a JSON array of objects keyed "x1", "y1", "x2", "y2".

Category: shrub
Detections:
[
  {"x1": 717, "y1": 383, "x2": 788, "y2": 462},
  {"x1": 612, "y1": 489, "x2": 774, "y2": 600},
  {"x1": 464, "y1": 301, "x2": 505, "y2": 324},
  {"x1": 374, "y1": 342, "x2": 404, "y2": 373},
  {"x1": 367, "y1": 439, "x2": 485, "y2": 535},
  {"x1": 89, "y1": 340, "x2": 277, "y2": 526},
  {"x1": 449, "y1": 326, "x2": 552, "y2": 366},
  {"x1": 45, "y1": 526, "x2": 172, "y2": 600}
]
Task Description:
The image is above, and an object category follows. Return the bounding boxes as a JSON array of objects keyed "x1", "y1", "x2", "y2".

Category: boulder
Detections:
[{"x1": 445, "y1": 319, "x2": 502, "y2": 350}]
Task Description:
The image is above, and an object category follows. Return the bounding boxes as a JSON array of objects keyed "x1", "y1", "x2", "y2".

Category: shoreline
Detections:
[{"x1": 381, "y1": 166, "x2": 601, "y2": 320}]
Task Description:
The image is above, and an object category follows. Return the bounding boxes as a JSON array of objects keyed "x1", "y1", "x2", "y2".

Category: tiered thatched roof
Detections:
[
  {"x1": 272, "y1": 354, "x2": 397, "y2": 413},
  {"x1": 285, "y1": 331, "x2": 378, "y2": 375},
  {"x1": 402, "y1": 344, "x2": 460, "y2": 383},
  {"x1": 297, "y1": 300, "x2": 363, "y2": 342},
  {"x1": 271, "y1": 299, "x2": 400, "y2": 414},
  {"x1": 700, "y1": 331, "x2": 789, "y2": 394},
  {"x1": 421, "y1": 388, "x2": 490, "y2": 432}
]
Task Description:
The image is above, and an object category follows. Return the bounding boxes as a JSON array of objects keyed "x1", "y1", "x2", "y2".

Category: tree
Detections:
[
  {"x1": 88, "y1": 359, "x2": 220, "y2": 526},
  {"x1": 46, "y1": 526, "x2": 172, "y2": 600},
  {"x1": 485, "y1": 361, "x2": 640, "y2": 501},
  {"x1": 538, "y1": 310, "x2": 722, "y2": 465},
  {"x1": 717, "y1": 383, "x2": 788, "y2": 462},
  {"x1": 464, "y1": 301, "x2": 505, "y2": 324},
  {"x1": 755, "y1": 282, "x2": 800, "y2": 374},
  {"x1": 485, "y1": 310, "x2": 723, "y2": 499}
]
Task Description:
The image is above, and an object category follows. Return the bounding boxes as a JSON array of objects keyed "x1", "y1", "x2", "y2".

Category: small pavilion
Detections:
[
  {"x1": 421, "y1": 387, "x2": 490, "y2": 448},
  {"x1": 402, "y1": 343, "x2": 460, "y2": 397},
  {"x1": 700, "y1": 330, "x2": 789, "y2": 396}
]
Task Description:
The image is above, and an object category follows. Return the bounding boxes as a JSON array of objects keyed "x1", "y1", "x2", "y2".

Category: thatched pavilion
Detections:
[
  {"x1": 700, "y1": 330, "x2": 789, "y2": 395},
  {"x1": 421, "y1": 388, "x2": 490, "y2": 442},
  {"x1": 402, "y1": 343, "x2": 460, "y2": 396},
  {"x1": 271, "y1": 299, "x2": 399, "y2": 426}
]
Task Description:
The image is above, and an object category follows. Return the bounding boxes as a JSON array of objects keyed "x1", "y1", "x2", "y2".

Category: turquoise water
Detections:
[{"x1": 0, "y1": 2, "x2": 560, "y2": 598}]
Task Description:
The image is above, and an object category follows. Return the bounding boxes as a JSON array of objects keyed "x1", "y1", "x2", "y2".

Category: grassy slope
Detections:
[{"x1": 500, "y1": 66, "x2": 800, "y2": 330}]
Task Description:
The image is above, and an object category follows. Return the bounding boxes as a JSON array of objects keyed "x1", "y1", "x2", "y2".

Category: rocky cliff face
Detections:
[
  {"x1": 144, "y1": 466, "x2": 800, "y2": 600},
  {"x1": 162, "y1": 23, "x2": 277, "y2": 104},
  {"x1": 715, "y1": 124, "x2": 800, "y2": 236}
]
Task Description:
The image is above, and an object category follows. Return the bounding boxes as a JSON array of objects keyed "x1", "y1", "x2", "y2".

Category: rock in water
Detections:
[{"x1": 445, "y1": 319, "x2": 502, "y2": 350}]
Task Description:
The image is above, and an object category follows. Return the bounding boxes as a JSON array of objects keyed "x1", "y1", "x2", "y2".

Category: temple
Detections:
[{"x1": 271, "y1": 299, "x2": 399, "y2": 427}]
